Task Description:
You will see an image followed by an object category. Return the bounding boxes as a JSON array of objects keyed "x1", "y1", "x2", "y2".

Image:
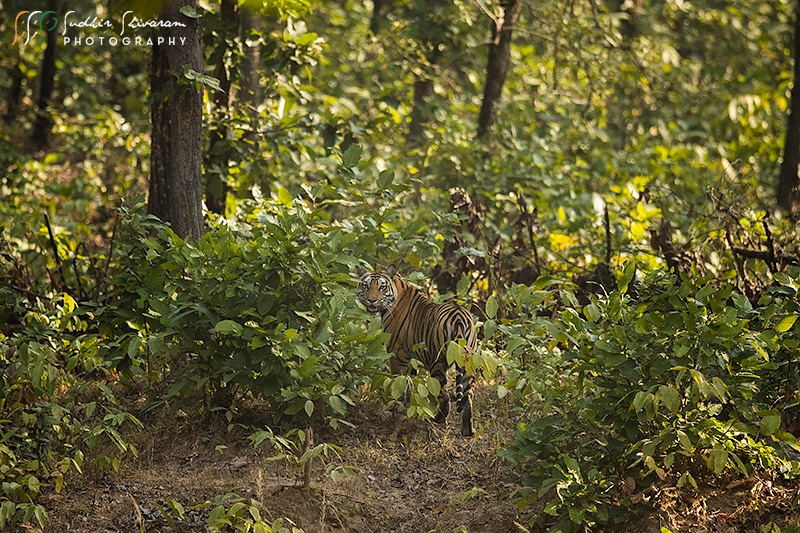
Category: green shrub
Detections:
[
  {"x1": 0, "y1": 307, "x2": 140, "y2": 529},
  {"x1": 499, "y1": 266, "x2": 800, "y2": 532},
  {"x1": 101, "y1": 197, "x2": 392, "y2": 428}
]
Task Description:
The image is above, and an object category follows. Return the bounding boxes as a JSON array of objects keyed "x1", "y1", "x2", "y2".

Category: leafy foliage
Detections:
[
  {"x1": 0, "y1": 304, "x2": 141, "y2": 528},
  {"x1": 498, "y1": 265, "x2": 800, "y2": 531}
]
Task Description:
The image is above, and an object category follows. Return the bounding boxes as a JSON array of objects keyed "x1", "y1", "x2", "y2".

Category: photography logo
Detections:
[{"x1": 13, "y1": 9, "x2": 188, "y2": 47}]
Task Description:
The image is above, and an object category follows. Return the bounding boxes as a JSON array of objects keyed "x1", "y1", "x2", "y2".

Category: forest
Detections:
[{"x1": 2, "y1": 0, "x2": 800, "y2": 531}]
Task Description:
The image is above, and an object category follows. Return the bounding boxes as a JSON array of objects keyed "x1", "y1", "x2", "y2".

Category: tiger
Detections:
[{"x1": 356, "y1": 265, "x2": 476, "y2": 436}]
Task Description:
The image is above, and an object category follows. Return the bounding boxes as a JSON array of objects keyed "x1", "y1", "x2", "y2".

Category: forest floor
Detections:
[{"x1": 19, "y1": 386, "x2": 800, "y2": 533}]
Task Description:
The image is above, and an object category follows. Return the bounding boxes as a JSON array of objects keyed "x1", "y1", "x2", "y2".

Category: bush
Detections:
[
  {"x1": 100, "y1": 195, "x2": 393, "y2": 428},
  {"x1": 0, "y1": 304, "x2": 140, "y2": 529},
  {"x1": 499, "y1": 265, "x2": 800, "y2": 532}
]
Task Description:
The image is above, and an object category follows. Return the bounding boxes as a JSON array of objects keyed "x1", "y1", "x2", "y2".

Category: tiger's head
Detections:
[{"x1": 355, "y1": 265, "x2": 398, "y2": 315}]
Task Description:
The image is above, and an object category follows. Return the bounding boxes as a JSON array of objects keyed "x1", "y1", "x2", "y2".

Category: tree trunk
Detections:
[
  {"x1": 205, "y1": 0, "x2": 238, "y2": 215},
  {"x1": 148, "y1": 0, "x2": 203, "y2": 240},
  {"x1": 31, "y1": 1, "x2": 59, "y2": 150},
  {"x1": 476, "y1": 0, "x2": 524, "y2": 139},
  {"x1": 239, "y1": 8, "x2": 261, "y2": 169},
  {"x1": 406, "y1": 0, "x2": 449, "y2": 145},
  {"x1": 4, "y1": 62, "x2": 24, "y2": 125},
  {"x1": 778, "y1": 0, "x2": 800, "y2": 213},
  {"x1": 148, "y1": 0, "x2": 205, "y2": 241},
  {"x1": 408, "y1": 77, "x2": 436, "y2": 143},
  {"x1": 370, "y1": 0, "x2": 386, "y2": 35},
  {"x1": 239, "y1": 9, "x2": 261, "y2": 106}
]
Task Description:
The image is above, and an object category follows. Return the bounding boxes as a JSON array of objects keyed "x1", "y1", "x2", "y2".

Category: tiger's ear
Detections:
[
  {"x1": 386, "y1": 264, "x2": 397, "y2": 278},
  {"x1": 356, "y1": 266, "x2": 368, "y2": 278}
]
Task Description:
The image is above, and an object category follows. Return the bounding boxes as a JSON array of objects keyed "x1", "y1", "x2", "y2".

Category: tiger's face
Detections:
[{"x1": 356, "y1": 266, "x2": 398, "y2": 315}]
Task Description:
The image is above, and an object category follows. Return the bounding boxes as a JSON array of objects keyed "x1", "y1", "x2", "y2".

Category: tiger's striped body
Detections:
[{"x1": 356, "y1": 265, "x2": 475, "y2": 436}]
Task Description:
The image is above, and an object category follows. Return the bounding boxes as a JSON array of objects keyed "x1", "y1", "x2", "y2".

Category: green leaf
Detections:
[
  {"x1": 328, "y1": 395, "x2": 345, "y2": 414},
  {"x1": 214, "y1": 320, "x2": 243, "y2": 336},
  {"x1": 584, "y1": 303, "x2": 601, "y2": 322},
  {"x1": 658, "y1": 385, "x2": 681, "y2": 414},
  {"x1": 709, "y1": 448, "x2": 728, "y2": 474},
  {"x1": 377, "y1": 169, "x2": 394, "y2": 189},
  {"x1": 416, "y1": 382, "x2": 428, "y2": 398},
  {"x1": 298, "y1": 355, "x2": 318, "y2": 378},
  {"x1": 542, "y1": 500, "x2": 560, "y2": 516},
  {"x1": 180, "y1": 66, "x2": 221, "y2": 91},
  {"x1": 568, "y1": 505, "x2": 584, "y2": 524},
  {"x1": 483, "y1": 319, "x2": 497, "y2": 339},
  {"x1": 179, "y1": 5, "x2": 202, "y2": 18},
  {"x1": 775, "y1": 314, "x2": 798, "y2": 333},
  {"x1": 505, "y1": 336, "x2": 527, "y2": 354},
  {"x1": 446, "y1": 341, "x2": 466, "y2": 366},
  {"x1": 486, "y1": 294, "x2": 499, "y2": 319},
  {"x1": 731, "y1": 293, "x2": 752, "y2": 314},
  {"x1": 695, "y1": 283, "x2": 715, "y2": 303},
  {"x1": 304, "y1": 400, "x2": 314, "y2": 417},
  {"x1": 618, "y1": 261, "x2": 636, "y2": 293},
  {"x1": 676, "y1": 430, "x2": 693, "y2": 453},
  {"x1": 0, "y1": 501, "x2": 14, "y2": 528},
  {"x1": 390, "y1": 376, "x2": 407, "y2": 400},
  {"x1": 633, "y1": 391, "x2": 649, "y2": 413},
  {"x1": 760, "y1": 413, "x2": 782, "y2": 436},
  {"x1": 341, "y1": 144, "x2": 362, "y2": 168},
  {"x1": 295, "y1": 32, "x2": 318, "y2": 46},
  {"x1": 426, "y1": 376, "x2": 441, "y2": 398},
  {"x1": 773, "y1": 271, "x2": 796, "y2": 288},
  {"x1": 33, "y1": 505, "x2": 48, "y2": 529},
  {"x1": 276, "y1": 187, "x2": 293, "y2": 207},
  {"x1": 166, "y1": 498, "x2": 186, "y2": 519},
  {"x1": 562, "y1": 455, "x2": 581, "y2": 475},
  {"x1": 677, "y1": 472, "x2": 698, "y2": 490}
]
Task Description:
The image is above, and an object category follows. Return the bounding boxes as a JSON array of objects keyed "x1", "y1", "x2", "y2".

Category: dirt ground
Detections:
[{"x1": 18, "y1": 387, "x2": 800, "y2": 533}]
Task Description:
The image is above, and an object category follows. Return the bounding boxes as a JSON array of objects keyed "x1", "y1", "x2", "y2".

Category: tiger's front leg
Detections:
[
  {"x1": 388, "y1": 355, "x2": 404, "y2": 375},
  {"x1": 435, "y1": 387, "x2": 450, "y2": 424},
  {"x1": 430, "y1": 360, "x2": 449, "y2": 424},
  {"x1": 456, "y1": 368, "x2": 474, "y2": 436}
]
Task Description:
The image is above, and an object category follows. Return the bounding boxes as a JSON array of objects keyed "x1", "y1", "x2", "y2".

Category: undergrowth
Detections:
[{"x1": 497, "y1": 265, "x2": 800, "y2": 531}]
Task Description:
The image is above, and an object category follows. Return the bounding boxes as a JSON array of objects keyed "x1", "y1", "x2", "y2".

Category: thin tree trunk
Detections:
[
  {"x1": 205, "y1": 0, "x2": 237, "y2": 215},
  {"x1": 239, "y1": 8, "x2": 261, "y2": 166},
  {"x1": 148, "y1": 0, "x2": 205, "y2": 241},
  {"x1": 476, "y1": 0, "x2": 523, "y2": 139},
  {"x1": 239, "y1": 9, "x2": 261, "y2": 106},
  {"x1": 606, "y1": 0, "x2": 643, "y2": 150},
  {"x1": 31, "y1": 1, "x2": 59, "y2": 150},
  {"x1": 408, "y1": 77, "x2": 436, "y2": 143},
  {"x1": 406, "y1": 0, "x2": 448, "y2": 145},
  {"x1": 4, "y1": 62, "x2": 24, "y2": 125},
  {"x1": 370, "y1": 0, "x2": 386, "y2": 35},
  {"x1": 778, "y1": 0, "x2": 800, "y2": 213}
]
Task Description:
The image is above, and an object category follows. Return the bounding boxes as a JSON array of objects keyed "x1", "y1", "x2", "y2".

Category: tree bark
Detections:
[
  {"x1": 239, "y1": 9, "x2": 261, "y2": 106},
  {"x1": 778, "y1": 0, "x2": 800, "y2": 213},
  {"x1": 239, "y1": 8, "x2": 261, "y2": 167},
  {"x1": 406, "y1": 0, "x2": 448, "y2": 145},
  {"x1": 370, "y1": 0, "x2": 386, "y2": 35},
  {"x1": 408, "y1": 77, "x2": 436, "y2": 143},
  {"x1": 476, "y1": 0, "x2": 524, "y2": 139},
  {"x1": 205, "y1": 0, "x2": 238, "y2": 215},
  {"x1": 148, "y1": 0, "x2": 205, "y2": 241},
  {"x1": 4, "y1": 62, "x2": 24, "y2": 125},
  {"x1": 31, "y1": 1, "x2": 60, "y2": 150}
]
